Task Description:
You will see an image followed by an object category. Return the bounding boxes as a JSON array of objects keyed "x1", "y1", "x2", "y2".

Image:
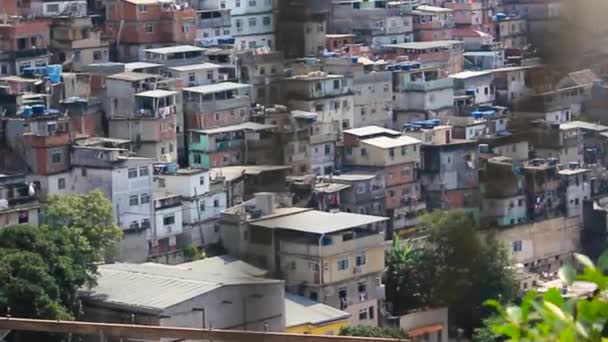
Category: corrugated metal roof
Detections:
[
  {"x1": 106, "y1": 72, "x2": 159, "y2": 82},
  {"x1": 190, "y1": 122, "x2": 275, "y2": 135},
  {"x1": 285, "y1": 294, "x2": 350, "y2": 328},
  {"x1": 124, "y1": 62, "x2": 162, "y2": 71},
  {"x1": 81, "y1": 256, "x2": 278, "y2": 312},
  {"x1": 449, "y1": 70, "x2": 493, "y2": 79},
  {"x1": 251, "y1": 210, "x2": 388, "y2": 234}
]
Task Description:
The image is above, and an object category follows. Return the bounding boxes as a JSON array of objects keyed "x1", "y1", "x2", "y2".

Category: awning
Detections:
[{"x1": 407, "y1": 324, "x2": 443, "y2": 337}]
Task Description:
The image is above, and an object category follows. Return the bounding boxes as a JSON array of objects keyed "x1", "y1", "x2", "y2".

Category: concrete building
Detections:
[
  {"x1": 220, "y1": 193, "x2": 389, "y2": 327},
  {"x1": 142, "y1": 45, "x2": 206, "y2": 68},
  {"x1": 105, "y1": 0, "x2": 196, "y2": 61},
  {"x1": 80, "y1": 256, "x2": 286, "y2": 331},
  {"x1": 344, "y1": 127, "x2": 425, "y2": 234},
  {"x1": 324, "y1": 57, "x2": 393, "y2": 129},
  {"x1": 445, "y1": 0, "x2": 484, "y2": 28},
  {"x1": 418, "y1": 135, "x2": 480, "y2": 215},
  {"x1": 187, "y1": 122, "x2": 277, "y2": 169},
  {"x1": 493, "y1": 14, "x2": 527, "y2": 50},
  {"x1": 285, "y1": 293, "x2": 350, "y2": 335},
  {"x1": 165, "y1": 63, "x2": 222, "y2": 87},
  {"x1": 194, "y1": 0, "x2": 276, "y2": 50},
  {"x1": 278, "y1": 0, "x2": 329, "y2": 58},
  {"x1": 195, "y1": 8, "x2": 232, "y2": 47},
  {"x1": 383, "y1": 41, "x2": 464, "y2": 75},
  {"x1": 330, "y1": 0, "x2": 414, "y2": 51},
  {"x1": 479, "y1": 156, "x2": 528, "y2": 227},
  {"x1": 0, "y1": 17, "x2": 51, "y2": 76},
  {"x1": 463, "y1": 50, "x2": 504, "y2": 70},
  {"x1": 320, "y1": 170, "x2": 387, "y2": 218},
  {"x1": 49, "y1": 16, "x2": 110, "y2": 71},
  {"x1": 412, "y1": 5, "x2": 454, "y2": 42},
  {"x1": 450, "y1": 70, "x2": 495, "y2": 106},
  {"x1": 559, "y1": 167, "x2": 591, "y2": 221},
  {"x1": 237, "y1": 49, "x2": 285, "y2": 107},
  {"x1": 492, "y1": 65, "x2": 538, "y2": 106},
  {"x1": 0, "y1": 173, "x2": 40, "y2": 228},
  {"x1": 400, "y1": 307, "x2": 448, "y2": 342},
  {"x1": 71, "y1": 137, "x2": 155, "y2": 262},
  {"x1": 4, "y1": 113, "x2": 71, "y2": 176},
  {"x1": 391, "y1": 64, "x2": 454, "y2": 128},
  {"x1": 107, "y1": 87, "x2": 179, "y2": 162},
  {"x1": 285, "y1": 71, "x2": 354, "y2": 132},
  {"x1": 150, "y1": 191, "x2": 183, "y2": 257},
  {"x1": 453, "y1": 29, "x2": 494, "y2": 51},
  {"x1": 490, "y1": 216, "x2": 580, "y2": 273},
  {"x1": 182, "y1": 82, "x2": 251, "y2": 131},
  {"x1": 153, "y1": 166, "x2": 227, "y2": 247},
  {"x1": 521, "y1": 159, "x2": 563, "y2": 222}
]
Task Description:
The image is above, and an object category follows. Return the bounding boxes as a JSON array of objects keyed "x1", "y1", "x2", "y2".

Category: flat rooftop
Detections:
[
  {"x1": 136, "y1": 89, "x2": 177, "y2": 98},
  {"x1": 251, "y1": 210, "x2": 388, "y2": 235},
  {"x1": 144, "y1": 45, "x2": 206, "y2": 55},
  {"x1": 383, "y1": 40, "x2": 462, "y2": 50},
  {"x1": 106, "y1": 72, "x2": 160, "y2": 82},
  {"x1": 344, "y1": 125, "x2": 401, "y2": 137},
  {"x1": 560, "y1": 121, "x2": 608, "y2": 132},
  {"x1": 168, "y1": 63, "x2": 222, "y2": 72},
  {"x1": 285, "y1": 293, "x2": 350, "y2": 328},
  {"x1": 449, "y1": 70, "x2": 493, "y2": 79},
  {"x1": 190, "y1": 122, "x2": 275, "y2": 135},
  {"x1": 362, "y1": 135, "x2": 421, "y2": 149},
  {"x1": 183, "y1": 82, "x2": 251, "y2": 94},
  {"x1": 124, "y1": 62, "x2": 162, "y2": 71}
]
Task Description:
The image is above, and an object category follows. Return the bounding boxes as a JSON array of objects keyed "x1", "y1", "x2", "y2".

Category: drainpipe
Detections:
[{"x1": 318, "y1": 233, "x2": 325, "y2": 302}]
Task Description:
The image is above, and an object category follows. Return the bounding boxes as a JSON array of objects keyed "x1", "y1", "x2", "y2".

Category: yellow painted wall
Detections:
[
  {"x1": 323, "y1": 246, "x2": 385, "y2": 284},
  {"x1": 287, "y1": 320, "x2": 349, "y2": 336}
]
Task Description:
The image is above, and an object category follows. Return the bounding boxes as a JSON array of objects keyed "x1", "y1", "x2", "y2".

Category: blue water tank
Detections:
[
  {"x1": 45, "y1": 65, "x2": 63, "y2": 84},
  {"x1": 495, "y1": 13, "x2": 506, "y2": 20},
  {"x1": 31, "y1": 104, "x2": 46, "y2": 116},
  {"x1": 351, "y1": 56, "x2": 359, "y2": 63},
  {"x1": 400, "y1": 64, "x2": 411, "y2": 71},
  {"x1": 465, "y1": 89, "x2": 476, "y2": 96},
  {"x1": 47, "y1": 109, "x2": 61, "y2": 116},
  {"x1": 430, "y1": 119, "x2": 441, "y2": 126},
  {"x1": 411, "y1": 62, "x2": 421, "y2": 69},
  {"x1": 21, "y1": 106, "x2": 32, "y2": 118},
  {"x1": 471, "y1": 111, "x2": 483, "y2": 119},
  {"x1": 166, "y1": 162, "x2": 179, "y2": 174}
]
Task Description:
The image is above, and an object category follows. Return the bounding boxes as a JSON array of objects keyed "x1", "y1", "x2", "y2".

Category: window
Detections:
[
  {"x1": 337, "y1": 258, "x2": 349, "y2": 271},
  {"x1": 389, "y1": 148, "x2": 395, "y2": 158},
  {"x1": 51, "y1": 152, "x2": 62, "y2": 164},
  {"x1": 182, "y1": 24, "x2": 190, "y2": 33},
  {"x1": 188, "y1": 72, "x2": 196, "y2": 82},
  {"x1": 140, "y1": 193, "x2": 150, "y2": 204},
  {"x1": 359, "y1": 309, "x2": 368, "y2": 320},
  {"x1": 315, "y1": 104, "x2": 324, "y2": 112},
  {"x1": 207, "y1": 71, "x2": 214, "y2": 80},
  {"x1": 93, "y1": 50, "x2": 103, "y2": 61},
  {"x1": 333, "y1": 80, "x2": 340, "y2": 89},
  {"x1": 248, "y1": 18, "x2": 257, "y2": 27},
  {"x1": 138, "y1": 4, "x2": 147, "y2": 12},
  {"x1": 214, "y1": 199, "x2": 220, "y2": 207},
  {"x1": 518, "y1": 199, "x2": 524, "y2": 206},
  {"x1": 200, "y1": 202, "x2": 206, "y2": 212},
  {"x1": 512, "y1": 240, "x2": 522, "y2": 252},
  {"x1": 129, "y1": 195, "x2": 139, "y2": 206},
  {"x1": 163, "y1": 215, "x2": 175, "y2": 226},
  {"x1": 369, "y1": 306, "x2": 374, "y2": 320},
  {"x1": 129, "y1": 221, "x2": 140, "y2": 230},
  {"x1": 128, "y1": 168, "x2": 138, "y2": 178},
  {"x1": 57, "y1": 178, "x2": 66, "y2": 190},
  {"x1": 259, "y1": 66, "x2": 266, "y2": 75},
  {"x1": 18, "y1": 211, "x2": 29, "y2": 224},
  {"x1": 145, "y1": 24, "x2": 153, "y2": 33},
  {"x1": 356, "y1": 253, "x2": 366, "y2": 266},
  {"x1": 81, "y1": 168, "x2": 87, "y2": 177},
  {"x1": 248, "y1": 0, "x2": 256, "y2": 5},
  {"x1": 193, "y1": 154, "x2": 202, "y2": 165},
  {"x1": 235, "y1": 0, "x2": 240, "y2": 6},
  {"x1": 263, "y1": 16, "x2": 271, "y2": 26},
  {"x1": 199, "y1": 176, "x2": 205, "y2": 185},
  {"x1": 358, "y1": 282, "x2": 367, "y2": 293},
  {"x1": 361, "y1": 148, "x2": 367, "y2": 156},
  {"x1": 356, "y1": 184, "x2": 366, "y2": 194},
  {"x1": 248, "y1": 41, "x2": 257, "y2": 48},
  {"x1": 139, "y1": 167, "x2": 149, "y2": 177},
  {"x1": 324, "y1": 144, "x2": 331, "y2": 155}
]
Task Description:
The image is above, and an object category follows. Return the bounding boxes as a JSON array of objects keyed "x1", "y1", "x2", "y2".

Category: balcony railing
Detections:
[
  {"x1": 279, "y1": 232, "x2": 384, "y2": 258},
  {"x1": 402, "y1": 78, "x2": 454, "y2": 91},
  {"x1": 15, "y1": 48, "x2": 49, "y2": 59}
]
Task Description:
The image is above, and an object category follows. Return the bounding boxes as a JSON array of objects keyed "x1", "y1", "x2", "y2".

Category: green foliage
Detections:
[
  {"x1": 339, "y1": 325, "x2": 407, "y2": 338},
  {"x1": 387, "y1": 210, "x2": 518, "y2": 337},
  {"x1": 483, "y1": 251, "x2": 608, "y2": 342},
  {"x1": 0, "y1": 190, "x2": 122, "y2": 321},
  {"x1": 184, "y1": 243, "x2": 206, "y2": 261}
]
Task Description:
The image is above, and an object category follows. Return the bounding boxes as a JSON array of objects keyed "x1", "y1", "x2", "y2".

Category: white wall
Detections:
[
  {"x1": 155, "y1": 172, "x2": 210, "y2": 198},
  {"x1": 151, "y1": 204, "x2": 183, "y2": 241}
]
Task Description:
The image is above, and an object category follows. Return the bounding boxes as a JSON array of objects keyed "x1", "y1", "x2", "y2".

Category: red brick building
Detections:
[
  {"x1": 0, "y1": 17, "x2": 51, "y2": 75},
  {"x1": 105, "y1": 0, "x2": 196, "y2": 61}
]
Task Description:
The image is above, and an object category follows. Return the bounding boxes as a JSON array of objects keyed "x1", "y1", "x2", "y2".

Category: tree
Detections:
[
  {"x1": 386, "y1": 236, "x2": 434, "y2": 314},
  {"x1": 339, "y1": 325, "x2": 406, "y2": 338},
  {"x1": 483, "y1": 252, "x2": 608, "y2": 342},
  {"x1": 0, "y1": 190, "x2": 122, "y2": 321},
  {"x1": 386, "y1": 210, "x2": 518, "y2": 337}
]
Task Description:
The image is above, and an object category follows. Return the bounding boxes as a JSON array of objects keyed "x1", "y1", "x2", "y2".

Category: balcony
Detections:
[
  {"x1": 186, "y1": 95, "x2": 250, "y2": 113},
  {"x1": 15, "y1": 48, "x2": 49, "y2": 59},
  {"x1": 403, "y1": 78, "x2": 454, "y2": 92},
  {"x1": 310, "y1": 132, "x2": 338, "y2": 145}
]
